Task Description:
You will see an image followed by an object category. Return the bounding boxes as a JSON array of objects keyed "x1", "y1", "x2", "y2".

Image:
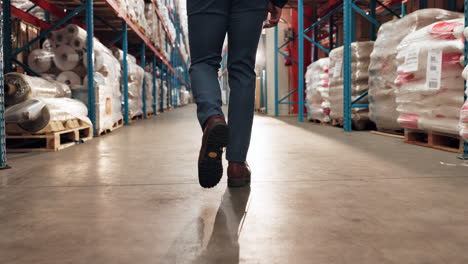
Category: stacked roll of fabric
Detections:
[
  {"x1": 329, "y1": 41, "x2": 374, "y2": 129},
  {"x1": 4, "y1": 73, "x2": 91, "y2": 132},
  {"x1": 34, "y1": 24, "x2": 123, "y2": 135},
  {"x1": 113, "y1": 48, "x2": 145, "y2": 119},
  {"x1": 306, "y1": 58, "x2": 330, "y2": 123},
  {"x1": 395, "y1": 19, "x2": 465, "y2": 135},
  {"x1": 368, "y1": 9, "x2": 463, "y2": 131}
]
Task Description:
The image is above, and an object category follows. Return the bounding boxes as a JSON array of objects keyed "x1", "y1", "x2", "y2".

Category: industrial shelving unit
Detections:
[
  {"x1": 0, "y1": 0, "x2": 190, "y2": 168},
  {"x1": 1, "y1": 1, "x2": 8, "y2": 169},
  {"x1": 273, "y1": 0, "x2": 468, "y2": 159}
]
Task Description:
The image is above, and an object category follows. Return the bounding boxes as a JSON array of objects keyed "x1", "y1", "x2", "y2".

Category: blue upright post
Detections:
[
  {"x1": 0, "y1": 3, "x2": 9, "y2": 169},
  {"x1": 160, "y1": 64, "x2": 165, "y2": 112},
  {"x1": 122, "y1": 22, "x2": 130, "y2": 125},
  {"x1": 3, "y1": 0, "x2": 12, "y2": 73},
  {"x1": 141, "y1": 43, "x2": 147, "y2": 119},
  {"x1": 343, "y1": 0, "x2": 353, "y2": 131},
  {"x1": 448, "y1": 0, "x2": 457, "y2": 11},
  {"x1": 419, "y1": 0, "x2": 427, "y2": 9},
  {"x1": 370, "y1": 0, "x2": 376, "y2": 41},
  {"x1": 401, "y1": 2, "x2": 406, "y2": 17},
  {"x1": 85, "y1": 0, "x2": 96, "y2": 134},
  {"x1": 463, "y1": 0, "x2": 468, "y2": 159},
  {"x1": 274, "y1": 26, "x2": 279, "y2": 116},
  {"x1": 298, "y1": 0, "x2": 304, "y2": 122},
  {"x1": 313, "y1": 7, "x2": 318, "y2": 62},
  {"x1": 152, "y1": 55, "x2": 157, "y2": 115}
]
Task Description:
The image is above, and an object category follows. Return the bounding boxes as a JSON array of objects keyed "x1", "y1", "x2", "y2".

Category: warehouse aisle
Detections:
[{"x1": 1, "y1": 105, "x2": 468, "y2": 264}]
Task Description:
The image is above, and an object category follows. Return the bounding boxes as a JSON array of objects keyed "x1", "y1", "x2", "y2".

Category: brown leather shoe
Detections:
[
  {"x1": 227, "y1": 162, "x2": 251, "y2": 188},
  {"x1": 198, "y1": 115, "x2": 229, "y2": 188}
]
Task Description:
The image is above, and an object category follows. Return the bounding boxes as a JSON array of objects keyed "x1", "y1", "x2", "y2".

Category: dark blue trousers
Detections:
[{"x1": 187, "y1": 0, "x2": 267, "y2": 162}]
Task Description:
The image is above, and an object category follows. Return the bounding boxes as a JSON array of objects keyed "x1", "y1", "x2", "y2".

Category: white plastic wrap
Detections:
[
  {"x1": 459, "y1": 28, "x2": 468, "y2": 140},
  {"x1": 396, "y1": 19, "x2": 465, "y2": 136},
  {"x1": 145, "y1": 72, "x2": 155, "y2": 114},
  {"x1": 27, "y1": 49, "x2": 54, "y2": 73},
  {"x1": 329, "y1": 41, "x2": 374, "y2": 127},
  {"x1": 368, "y1": 9, "x2": 463, "y2": 131},
  {"x1": 306, "y1": 58, "x2": 330, "y2": 122},
  {"x1": 5, "y1": 73, "x2": 71, "y2": 106},
  {"x1": 5, "y1": 98, "x2": 91, "y2": 132}
]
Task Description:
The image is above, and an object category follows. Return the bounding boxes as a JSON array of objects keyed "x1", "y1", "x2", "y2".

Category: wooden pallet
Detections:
[
  {"x1": 130, "y1": 114, "x2": 144, "y2": 122},
  {"x1": 6, "y1": 125, "x2": 92, "y2": 152},
  {"x1": 309, "y1": 119, "x2": 330, "y2": 126},
  {"x1": 97, "y1": 119, "x2": 124, "y2": 136},
  {"x1": 370, "y1": 130, "x2": 404, "y2": 139},
  {"x1": 146, "y1": 112, "x2": 156, "y2": 118},
  {"x1": 404, "y1": 129, "x2": 463, "y2": 153}
]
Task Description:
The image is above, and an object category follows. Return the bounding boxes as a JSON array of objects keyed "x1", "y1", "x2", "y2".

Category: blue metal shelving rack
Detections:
[
  {"x1": 463, "y1": 0, "x2": 468, "y2": 160},
  {"x1": 0, "y1": 0, "x2": 189, "y2": 163},
  {"x1": 0, "y1": 0, "x2": 9, "y2": 169}
]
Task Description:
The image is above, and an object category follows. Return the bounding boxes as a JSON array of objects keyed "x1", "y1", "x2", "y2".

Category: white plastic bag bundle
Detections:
[
  {"x1": 329, "y1": 41, "x2": 374, "y2": 127},
  {"x1": 305, "y1": 58, "x2": 330, "y2": 122},
  {"x1": 368, "y1": 9, "x2": 463, "y2": 131},
  {"x1": 396, "y1": 19, "x2": 465, "y2": 135},
  {"x1": 459, "y1": 28, "x2": 468, "y2": 140},
  {"x1": 145, "y1": 72, "x2": 155, "y2": 114}
]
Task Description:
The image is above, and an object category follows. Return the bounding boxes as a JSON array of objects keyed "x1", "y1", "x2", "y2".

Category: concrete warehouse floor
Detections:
[{"x1": 1, "y1": 105, "x2": 468, "y2": 264}]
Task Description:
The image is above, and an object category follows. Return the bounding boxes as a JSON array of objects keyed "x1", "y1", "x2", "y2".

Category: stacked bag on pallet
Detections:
[
  {"x1": 395, "y1": 19, "x2": 465, "y2": 136},
  {"x1": 4, "y1": 73, "x2": 91, "y2": 132},
  {"x1": 369, "y1": 9, "x2": 463, "y2": 131},
  {"x1": 28, "y1": 24, "x2": 123, "y2": 135},
  {"x1": 112, "y1": 48, "x2": 145, "y2": 119},
  {"x1": 144, "y1": 72, "x2": 156, "y2": 115},
  {"x1": 145, "y1": 3, "x2": 161, "y2": 49},
  {"x1": 459, "y1": 28, "x2": 468, "y2": 140},
  {"x1": 329, "y1": 41, "x2": 374, "y2": 129},
  {"x1": 305, "y1": 58, "x2": 330, "y2": 122}
]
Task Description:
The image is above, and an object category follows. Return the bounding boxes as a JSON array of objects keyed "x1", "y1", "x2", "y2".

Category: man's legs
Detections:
[
  {"x1": 187, "y1": 3, "x2": 228, "y2": 128},
  {"x1": 226, "y1": 4, "x2": 267, "y2": 162}
]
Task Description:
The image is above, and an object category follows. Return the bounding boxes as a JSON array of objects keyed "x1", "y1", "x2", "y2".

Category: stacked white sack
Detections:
[
  {"x1": 396, "y1": 19, "x2": 465, "y2": 135},
  {"x1": 145, "y1": 72, "x2": 155, "y2": 114},
  {"x1": 180, "y1": 86, "x2": 191, "y2": 106},
  {"x1": 329, "y1": 41, "x2": 374, "y2": 128},
  {"x1": 306, "y1": 58, "x2": 330, "y2": 122},
  {"x1": 459, "y1": 27, "x2": 468, "y2": 140},
  {"x1": 369, "y1": 9, "x2": 463, "y2": 131}
]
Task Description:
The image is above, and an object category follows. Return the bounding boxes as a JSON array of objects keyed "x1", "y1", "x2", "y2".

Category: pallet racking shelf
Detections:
[
  {"x1": 0, "y1": 0, "x2": 190, "y2": 168},
  {"x1": 273, "y1": 0, "x2": 467, "y2": 159}
]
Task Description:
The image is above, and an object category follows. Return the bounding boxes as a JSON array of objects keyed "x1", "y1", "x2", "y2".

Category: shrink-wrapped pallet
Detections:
[
  {"x1": 395, "y1": 19, "x2": 465, "y2": 136},
  {"x1": 459, "y1": 28, "x2": 468, "y2": 140},
  {"x1": 329, "y1": 41, "x2": 374, "y2": 129},
  {"x1": 305, "y1": 58, "x2": 330, "y2": 122},
  {"x1": 5, "y1": 73, "x2": 71, "y2": 106},
  {"x1": 38, "y1": 24, "x2": 123, "y2": 134},
  {"x1": 369, "y1": 9, "x2": 463, "y2": 131},
  {"x1": 5, "y1": 98, "x2": 91, "y2": 132},
  {"x1": 145, "y1": 72, "x2": 155, "y2": 114}
]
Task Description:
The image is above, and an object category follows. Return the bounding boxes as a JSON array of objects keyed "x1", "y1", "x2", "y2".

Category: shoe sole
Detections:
[{"x1": 198, "y1": 122, "x2": 229, "y2": 188}]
